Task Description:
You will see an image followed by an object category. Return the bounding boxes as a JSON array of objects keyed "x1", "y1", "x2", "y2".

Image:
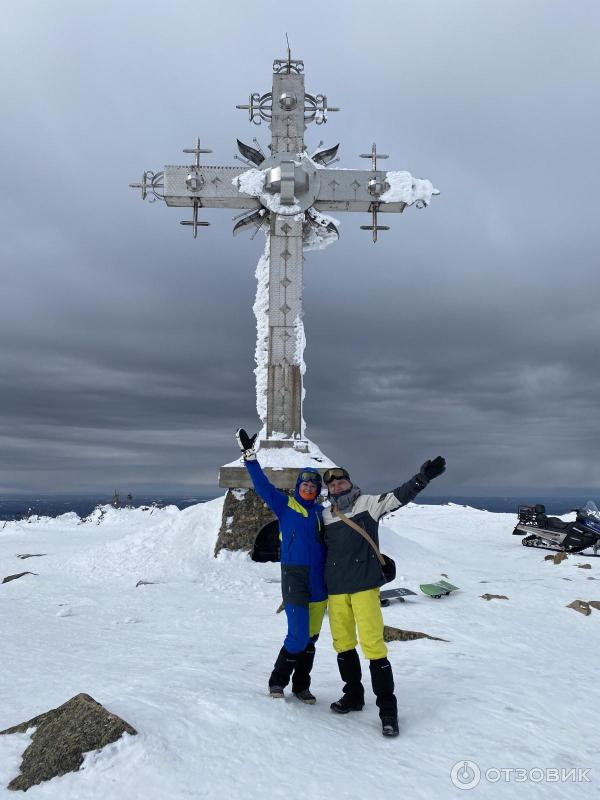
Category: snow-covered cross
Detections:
[{"x1": 130, "y1": 47, "x2": 438, "y2": 488}]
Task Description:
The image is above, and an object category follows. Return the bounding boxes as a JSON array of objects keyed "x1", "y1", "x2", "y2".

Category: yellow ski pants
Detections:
[
  {"x1": 328, "y1": 588, "x2": 387, "y2": 660},
  {"x1": 309, "y1": 600, "x2": 328, "y2": 639}
]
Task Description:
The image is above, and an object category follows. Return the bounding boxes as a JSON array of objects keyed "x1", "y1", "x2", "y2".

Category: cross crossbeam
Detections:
[{"x1": 160, "y1": 164, "x2": 408, "y2": 214}]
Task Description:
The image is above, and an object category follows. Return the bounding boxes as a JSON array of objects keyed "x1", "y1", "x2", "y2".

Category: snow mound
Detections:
[{"x1": 51, "y1": 498, "x2": 225, "y2": 583}]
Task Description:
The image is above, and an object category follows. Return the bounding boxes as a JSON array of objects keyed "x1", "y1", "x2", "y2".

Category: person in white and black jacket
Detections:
[{"x1": 321, "y1": 457, "x2": 446, "y2": 737}]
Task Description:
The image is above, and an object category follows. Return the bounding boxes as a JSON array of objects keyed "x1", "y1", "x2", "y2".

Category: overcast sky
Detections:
[{"x1": 1, "y1": 0, "x2": 599, "y2": 497}]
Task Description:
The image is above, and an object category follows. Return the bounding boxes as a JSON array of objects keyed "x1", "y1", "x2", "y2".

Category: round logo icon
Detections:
[{"x1": 451, "y1": 760, "x2": 481, "y2": 790}]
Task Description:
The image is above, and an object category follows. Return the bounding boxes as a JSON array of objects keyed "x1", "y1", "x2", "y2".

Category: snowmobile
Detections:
[{"x1": 513, "y1": 501, "x2": 600, "y2": 555}]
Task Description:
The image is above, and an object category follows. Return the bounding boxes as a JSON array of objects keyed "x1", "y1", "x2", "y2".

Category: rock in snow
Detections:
[
  {"x1": 383, "y1": 625, "x2": 448, "y2": 642},
  {"x1": 565, "y1": 599, "x2": 592, "y2": 616},
  {"x1": 0, "y1": 693, "x2": 136, "y2": 791},
  {"x1": 2, "y1": 571, "x2": 38, "y2": 584}
]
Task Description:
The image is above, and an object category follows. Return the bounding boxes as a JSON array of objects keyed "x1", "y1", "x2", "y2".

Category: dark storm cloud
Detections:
[{"x1": 1, "y1": 0, "x2": 599, "y2": 495}]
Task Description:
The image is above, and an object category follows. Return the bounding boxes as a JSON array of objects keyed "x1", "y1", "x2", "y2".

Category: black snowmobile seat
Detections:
[{"x1": 538, "y1": 514, "x2": 570, "y2": 531}]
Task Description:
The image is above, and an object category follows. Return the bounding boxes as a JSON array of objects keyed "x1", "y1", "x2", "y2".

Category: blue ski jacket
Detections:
[{"x1": 244, "y1": 459, "x2": 327, "y2": 605}]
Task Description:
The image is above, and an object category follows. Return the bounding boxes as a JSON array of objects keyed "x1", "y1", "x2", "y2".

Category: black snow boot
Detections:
[
  {"x1": 370, "y1": 658, "x2": 399, "y2": 735},
  {"x1": 292, "y1": 641, "x2": 317, "y2": 703},
  {"x1": 269, "y1": 647, "x2": 298, "y2": 697},
  {"x1": 330, "y1": 648, "x2": 365, "y2": 714},
  {"x1": 381, "y1": 716, "x2": 400, "y2": 737}
]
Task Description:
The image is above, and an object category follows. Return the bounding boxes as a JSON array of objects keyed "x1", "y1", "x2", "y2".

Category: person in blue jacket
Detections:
[{"x1": 236, "y1": 428, "x2": 327, "y2": 703}]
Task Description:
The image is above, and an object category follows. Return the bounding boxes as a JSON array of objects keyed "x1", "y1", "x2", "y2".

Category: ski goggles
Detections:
[
  {"x1": 298, "y1": 470, "x2": 322, "y2": 485},
  {"x1": 323, "y1": 467, "x2": 350, "y2": 484}
]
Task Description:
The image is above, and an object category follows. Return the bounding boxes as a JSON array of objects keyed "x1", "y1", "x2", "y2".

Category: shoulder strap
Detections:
[{"x1": 332, "y1": 507, "x2": 386, "y2": 566}]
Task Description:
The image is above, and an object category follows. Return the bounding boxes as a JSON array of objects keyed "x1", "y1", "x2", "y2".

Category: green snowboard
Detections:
[{"x1": 419, "y1": 579, "x2": 459, "y2": 598}]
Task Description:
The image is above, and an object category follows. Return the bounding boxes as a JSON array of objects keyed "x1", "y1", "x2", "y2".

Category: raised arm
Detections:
[
  {"x1": 235, "y1": 428, "x2": 288, "y2": 517},
  {"x1": 366, "y1": 457, "x2": 447, "y2": 520}
]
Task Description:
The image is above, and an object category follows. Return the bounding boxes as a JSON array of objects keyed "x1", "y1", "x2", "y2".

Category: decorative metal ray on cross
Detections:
[{"x1": 130, "y1": 46, "x2": 438, "y2": 489}]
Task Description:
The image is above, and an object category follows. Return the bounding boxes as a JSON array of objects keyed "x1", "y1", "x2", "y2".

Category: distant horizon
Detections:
[
  {"x1": 1, "y1": 488, "x2": 598, "y2": 500},
  {"x1": 2, "y1": 489, "x2": 596, "y2": 522}
]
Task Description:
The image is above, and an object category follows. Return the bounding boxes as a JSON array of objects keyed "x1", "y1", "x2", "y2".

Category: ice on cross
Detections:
[{"x1": 130, "y1": 48, "x2": 438, "y2": 489}]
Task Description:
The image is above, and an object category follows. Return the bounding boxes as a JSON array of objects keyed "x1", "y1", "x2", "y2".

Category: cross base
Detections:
[
  {"x1": 218, "y1": 437, "x2": 335, "y2": 490},
  {"x1": 214, "y1": 487, "x2": 277, "y2": 556},
  {"x1": 218, "y1": 465, "x2": 310, "y2": 490}
]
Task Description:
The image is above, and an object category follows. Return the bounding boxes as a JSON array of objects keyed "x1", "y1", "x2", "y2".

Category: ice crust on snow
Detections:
[
  {"x1": 0, "y1": 500, "x2": 593, "y2": 799},
  {"x1": 380, "y1": 170, "x2": 439, "y2": 206}
]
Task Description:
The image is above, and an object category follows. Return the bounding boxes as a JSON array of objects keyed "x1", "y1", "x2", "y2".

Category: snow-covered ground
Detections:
[{"x1": 1, "y1": 500, "x2": 598, "y2": 799}]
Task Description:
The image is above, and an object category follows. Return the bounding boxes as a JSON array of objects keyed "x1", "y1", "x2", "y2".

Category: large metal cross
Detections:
[{"x1": 130, "y1": 47, "x2": 437, "y2": 487}]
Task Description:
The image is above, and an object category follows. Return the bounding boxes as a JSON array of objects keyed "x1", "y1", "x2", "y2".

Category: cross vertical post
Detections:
[{"x1": 263, "y1": 57, "x2": 306, "y2": 444}]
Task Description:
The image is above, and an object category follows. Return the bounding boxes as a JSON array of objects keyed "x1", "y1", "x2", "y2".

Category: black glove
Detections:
[
  {"x1": 418, "y1": 456, "x2": 446, "y2": 485},
  {"x1": 235, "y1": 428, "x2": 257, "y2": 461}
]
